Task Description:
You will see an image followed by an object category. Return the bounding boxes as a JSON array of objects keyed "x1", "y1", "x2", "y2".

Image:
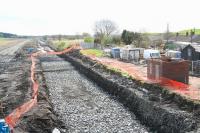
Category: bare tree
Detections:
[
  {"x1": 58, "y1": 34, "x2": 62, "y2": 41},
  {"x1": 94, "y1": 19, "x2": 117, "y2": 43}
]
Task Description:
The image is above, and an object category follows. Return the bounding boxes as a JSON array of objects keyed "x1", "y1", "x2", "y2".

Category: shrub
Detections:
[
  {"x1": 84, "y1": 37, "x2": 94, "y2": 43},
  {"x1": 57, "y1": 42, "x2": 66, "y2": 50},
  {"x1": 102, "y1": 36, "x2": 112, "y2": 45}
]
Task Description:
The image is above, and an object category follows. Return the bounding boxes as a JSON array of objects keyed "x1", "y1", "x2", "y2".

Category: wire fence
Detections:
[
  {"x1": 191, "y1": 60, "x2": 200, "y2": 76},
  {"x1": 80, "y1": 42, "x2": 102, "y2": 49}
]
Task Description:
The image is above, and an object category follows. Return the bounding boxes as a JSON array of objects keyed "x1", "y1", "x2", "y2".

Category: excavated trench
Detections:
[
  {"x1": 40, "y1": 55, "x2": 149, "y2": 132},
  {"x1": 55, "y1": 50, "x2": 200, "y2": 133}
]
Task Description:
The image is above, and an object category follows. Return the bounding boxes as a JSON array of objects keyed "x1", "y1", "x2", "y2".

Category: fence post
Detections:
[{"x1": 192, "y1": 61, "x2": 194, "y2": 75}]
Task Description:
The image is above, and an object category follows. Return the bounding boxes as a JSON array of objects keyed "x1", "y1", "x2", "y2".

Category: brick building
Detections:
[{"x1": 147, "y1": 58, "x2": 190, "y2": 84}]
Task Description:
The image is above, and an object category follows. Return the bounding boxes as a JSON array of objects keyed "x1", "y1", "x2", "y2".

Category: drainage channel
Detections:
[{"x1": 40, "y1": 54, "x2": 149, "y2": 133}]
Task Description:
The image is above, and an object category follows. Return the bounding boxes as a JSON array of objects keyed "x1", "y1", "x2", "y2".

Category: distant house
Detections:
[
  {"x1": 164, "y1": 41, "x2": 200, "y2": 61},
  {"x1": 164, "y1": 41, "x2": 188, "y2": 51},
  {"x1": 181, "y1": 44, "x2": 200, "y2": 61}
]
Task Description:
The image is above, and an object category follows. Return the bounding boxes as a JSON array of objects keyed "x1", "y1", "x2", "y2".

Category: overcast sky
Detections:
[{"x1": 0, "y1": 0, "x2": 199, "y2": 35}]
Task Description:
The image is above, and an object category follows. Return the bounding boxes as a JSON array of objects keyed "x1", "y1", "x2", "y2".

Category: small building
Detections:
[
  {"x1": 143, "y1": 49, "x2": 160, "y2": 59},
  {"x1": 120, "y1": 48, "x2": 140, "y2": 62},
  {"x1": 111, "y1": 48, "x2": 120, "y2": 58},
  {"x1": 80, "y1": 42, "x2": 101, "y2": 49},
  {"x1": 181, "y1": 44, "x2": 200, "y2": 61},
  {"x1": 147, "y1": 58, "x2": 189, "y2": 84},
  {"x1": 135, "y1": 48, "x2": 145, "y2": 58},
  {"x1": 129, "y1": 48, "x2": 141, "y2": 62},
  {"x1": 120, "y1": 48, "x2": 129, "y2": 60},
  {"x1": 165, "y1": 50, "x2": 181, "y2": 59}
]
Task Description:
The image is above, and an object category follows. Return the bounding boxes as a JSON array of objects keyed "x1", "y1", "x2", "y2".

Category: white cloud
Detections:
[{"x1": 0, "y1": 0, "x2": 199, "y2": 35}]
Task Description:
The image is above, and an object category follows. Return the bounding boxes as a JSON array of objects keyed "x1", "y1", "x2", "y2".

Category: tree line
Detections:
[
  {"x1": 89, "y1": 19, "x2": 151, "y2": 48},
  {"x1": 0, "y1": 32, "x2": 17, "y2": 38}
]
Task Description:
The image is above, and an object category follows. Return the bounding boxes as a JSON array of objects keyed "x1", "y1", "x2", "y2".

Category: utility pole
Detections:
[
  {"x1": 190, "y1": 29, "x2": 192, "y2": 43},
  {"x1": 166, "y1": 23, "x2": 169, "y2": 44},
  {"x1": 190, "y1": 28, "x2": 195, "y2": 44}
]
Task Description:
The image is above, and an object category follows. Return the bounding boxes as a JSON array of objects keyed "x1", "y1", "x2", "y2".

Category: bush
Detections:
[
  {"x1": 112, "y1": 36, "x2": 121, "y2": 45},
  {"x1": 84, "y1": 37, "x2": 94, "y2": 43},
  {"x1": 94, "y1": 38, "x2": 101, "y2": 44},
  {"x1": 57, "y1": 42, "x2": 66, "y2": 50},
  {"x1": 102, "y1": 36, "x2": 112, "y2": 45}
]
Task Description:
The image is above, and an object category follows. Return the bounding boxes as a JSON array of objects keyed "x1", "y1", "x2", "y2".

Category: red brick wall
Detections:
[{"x1": 147, "y1": 59, "x2": 189, "y2": 84}]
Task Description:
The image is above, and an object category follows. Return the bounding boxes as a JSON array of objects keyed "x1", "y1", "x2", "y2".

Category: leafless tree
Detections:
[
  {"x1": 58, "y1": 34, "x2": 62, "y2": 41},
  {"x1": 94, "y1": 19, "x2": 117, "y2": 41}
]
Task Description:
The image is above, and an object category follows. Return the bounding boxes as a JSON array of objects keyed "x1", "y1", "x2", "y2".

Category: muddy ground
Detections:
[{"x1": 0, "y1": 40, "x2": 65, "y2": 133}]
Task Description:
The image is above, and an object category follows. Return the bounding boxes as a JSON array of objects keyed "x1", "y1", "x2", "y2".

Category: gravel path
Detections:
[{"x1": 40, "y1": 55, "x2": 148, "y2": 133}]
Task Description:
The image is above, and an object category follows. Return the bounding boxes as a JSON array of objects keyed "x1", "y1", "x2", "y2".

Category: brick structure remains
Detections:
[{"x1": 147, "y1": 58, "x2": 190, "y2": 84}]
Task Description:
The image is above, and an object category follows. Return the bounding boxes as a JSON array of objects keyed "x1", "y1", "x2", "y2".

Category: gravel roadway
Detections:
[{"x1": 40, "y1": 55, "x2": 148, "y2": 133}]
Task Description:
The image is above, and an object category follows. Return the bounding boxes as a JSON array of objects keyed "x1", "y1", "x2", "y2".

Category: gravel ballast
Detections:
[
  {"x1": 40, "y1": 55, "x2": 149, "y2": 133},
  {"x1": 60, "y1": 52, "x2": 200, "y2": 133}
]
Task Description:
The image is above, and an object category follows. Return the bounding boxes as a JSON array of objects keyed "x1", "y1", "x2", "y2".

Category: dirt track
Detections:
[
  {"x1": 0, "y1": 40, "x2": 33, "y2": 127},
  {"x1": 0, "y1": 40, "x2": 65, "y2": 132}
]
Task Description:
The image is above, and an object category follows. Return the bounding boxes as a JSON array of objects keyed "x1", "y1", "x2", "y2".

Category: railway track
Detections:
[{"x1": 39, "y1": 45, "x2": 149, "y2": 132}]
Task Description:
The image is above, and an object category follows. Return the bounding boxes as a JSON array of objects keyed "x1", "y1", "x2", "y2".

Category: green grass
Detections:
[
  {"x1": 108, "y1": 67, "x2": 131, "y2": 78},
  {"x1": 0, "y1": 38, "x2": 7, "y2": 43},
  {"x1": 53, "y1": 39, "x2": 82, "y2": 51},
  {"x1": 145, "y1": 29, "x2": 200, "y2": 36},
  {"x1": 165, "y1": 43, "x2": 178, "y2": 50},
  {"x1": 178, "y1": 29, "x2": 200, "y2": 35},
  {"x1": 144, "y1": 32, "x2": 162, "y2": 35},
  {"x1": 80, "y1": 49, "x2": 104, "y2": 57},
  {"x1": 0, "y1": 38, "x2": 14, "y2": 45}
]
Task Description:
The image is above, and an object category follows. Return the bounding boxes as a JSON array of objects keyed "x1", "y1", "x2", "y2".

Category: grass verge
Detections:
[
  {"x1": 53, "y1": 39, "x2": 82, "y2": 51},
  {"x1": 80, "y1": 49, "x2": 104, "y2": 57},
  {"x1": 0, "y1": 38, "x2": 22, "y2": 46}
]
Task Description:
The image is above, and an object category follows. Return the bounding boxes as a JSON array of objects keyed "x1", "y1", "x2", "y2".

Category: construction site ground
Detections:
[
  {"x1": 40, "y1": 54, "x2": 148, "y2": 132},
  {"x1": 1, "y1": 40, "x2": 200, "y2": 133},
  {"x1": 0, "y1": 40, "x2": 65, "y2": 132},
  {"x1": 88, "y1": 56, "x2": 200, "y2": 101}
]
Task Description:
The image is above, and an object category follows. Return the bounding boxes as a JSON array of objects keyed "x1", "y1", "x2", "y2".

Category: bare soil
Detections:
[{"x1": 0, "y1": 41, "x2": 66, "y2": 132}]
